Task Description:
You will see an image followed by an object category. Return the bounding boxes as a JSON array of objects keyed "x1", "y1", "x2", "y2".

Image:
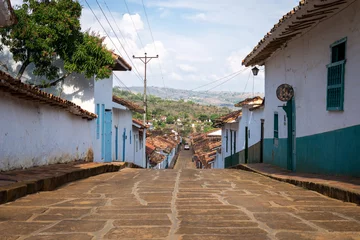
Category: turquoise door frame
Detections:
[
  {"x1": 101, "y1": 104, "x2": 105, "y2": 161},
  {"x1": 282, "y1": 98, "x2": 296, "y2": 171},
  {"x1": 115, "y1": 126, "x2": 118, "y2": 161},
  {"x1": 122, "y1": 128, "x2": 127, "y2": 162},
  {"x1": 104, "y1": 110, "x2": 112, "y2": 163}
]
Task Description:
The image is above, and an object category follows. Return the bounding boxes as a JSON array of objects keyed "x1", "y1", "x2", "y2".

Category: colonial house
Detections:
[
  {"x1": 146, "y1": 142, "x2": 165, "y2": 168},
  {"x1": 111, "y1": 96, "x2": 145, "y2": 167},
  {"x1": 213, "y1": 97, "x2": 264, "y2": 169},
  {"x1": 147, "y1": 135, "x2": 179, "y2": 169},
  {"x1": 0, "y1": 71, "x2": 96, "y2": 171},
  {"x1": 242, "y1": 0, "x2": 360, "y2": 176},
  {"x1": 0, "y1": 47, "x2": 148, "y2": 170},
  {"x1": 234, "y1": 97, "x2": 265, "y2": 165},
  {"x1": 191, "y1": 130, "x2": 221, "y2": 169},
  {"x1": 213, "y1": 110, "x2": 242, "y2": 168}
]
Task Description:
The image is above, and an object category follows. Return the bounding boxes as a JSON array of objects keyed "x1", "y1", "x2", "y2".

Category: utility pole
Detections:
[
  {"x1": 133, "y1": 53, "x2": 158, "y2": 125},
  {"x1": 133, "y1": 53, "x2": 158, "y2": 169}
]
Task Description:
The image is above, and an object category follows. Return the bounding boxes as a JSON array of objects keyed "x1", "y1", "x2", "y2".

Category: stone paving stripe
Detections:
[
  {"x1": 104, "y1": 227, "x2": 170, "y2": 239},
  {"x1": 43, "y1": 220, "x2": 107, "y2": 233}
]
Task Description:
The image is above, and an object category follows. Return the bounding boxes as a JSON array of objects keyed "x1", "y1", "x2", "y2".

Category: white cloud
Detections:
[
  {"x1": 177, "y1": 64, "x2": 197, "y2": 73},
  {"x1": 184, "y1": 13, "x2": 207, "y2": 21},
  {"x1": 170, "y1": 72, "x2": 183, "y2": 81},
  {"x1": 226, "y1": 48, "x2": 252, "y2": 73}
]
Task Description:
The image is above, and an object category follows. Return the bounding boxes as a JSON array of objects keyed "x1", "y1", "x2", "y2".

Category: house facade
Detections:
[
  {"x1": 242, "y1": 0, "x2": 360, "y2": 176},
  {"x1": 0, "y1": 71, "x2": 96, "y2": 171},
  {"x1": 214, "y1": 98, "x2": 264, "y2": 169},
  {"x1": 147, "y1": 135, "x2": 180, "y2": 169}
]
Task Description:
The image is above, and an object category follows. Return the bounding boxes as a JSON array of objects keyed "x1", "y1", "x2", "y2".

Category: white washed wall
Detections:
[
  {"x1": 244, "y1": 107, "x2": 264, "y2": 147},
  {"x1": 264, "y1": 2, "x2": 360, "y2": 138},
  {"x1": 132, "y1": 126, "x2": 145, "y2": 168},
  {"x1": 0, "y1": 92, "x2": 93, "y2": 171},
  {"x1": 112, "y1": 108, "x2": 133, "y2": 162}
]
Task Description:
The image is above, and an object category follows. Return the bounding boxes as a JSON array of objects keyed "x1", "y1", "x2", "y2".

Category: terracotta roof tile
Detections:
[
  {"x1": 214, "y1": 110, "x2": 242, "y2": 127},
  {"x1": 234, "y1": 96, "x2": 263, "y2": 107},
  {"x1": 146, "y1": 142, "x2": 156, "y2": 155},
  {"x1": 0, "y1": 71, "x2": 97, "y2": 119},
  {"x1": 111, "y1": 52, "x2": 132, "y2": 71},
  {"x1": 133, "y1": 118, "x2": 147, "y2": 128},
  {"x1": 112, "y1": 95, "x2": 145, "y2": 113},
  {"x1": 242, "y1": 0, "x2": 351, "y2": 66}
]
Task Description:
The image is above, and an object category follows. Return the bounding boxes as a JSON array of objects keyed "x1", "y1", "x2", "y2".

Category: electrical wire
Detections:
[
  {"x1": 123, "y1": 0, "x2": 145, "y2": 49},
  {"x1": 95, "y1": 0, "x2": 144, "y2": 85},
  {"x1": 190, "y1": 69, "x2": 246, "y2": 91},
  {"x1": 141, "y1": 0, "x2": 167, "y2": 98},
  {"x1": 204, "y1": 71, "x2": 244, "y2": 92}
]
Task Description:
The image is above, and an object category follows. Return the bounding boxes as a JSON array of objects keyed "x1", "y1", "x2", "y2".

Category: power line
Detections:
[
  {"x1": 94, "y1": 0, "x2": 144, "y2": 85},
  {"x1": 190, "y1": 69, "x2": 246, "y2": 91},
  {"x1": 123, "y1": 0, "x2": 145, "y2": 49},
  {"x1": 141, "y1": 0, "x2": 167, "y2": 98},
  {"x1": 204, "y1": 71, "x2": 244, "y2": 92}
]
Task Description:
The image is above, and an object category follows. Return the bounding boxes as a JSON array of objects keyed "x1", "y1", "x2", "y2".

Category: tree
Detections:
[
  {"x1": 0, "y1": 0, "x2": 114, "y2": 86},
  {"x1": 198, "y1": 114, "x2": 208, "y2": 122},
  {"x1": 166, "y1": 116, "x2": 175, "y2": 124},
  {"x1": 210, "y1": 113, "x2": 220, "y2": 121}
]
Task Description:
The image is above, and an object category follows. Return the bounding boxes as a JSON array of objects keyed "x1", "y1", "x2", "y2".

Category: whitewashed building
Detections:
[
  {"x1": 242, "y1": 0, "x2": 360, "y2": 176},
  {"x1": 214, "y1": 111, "x2": 242, "y2": 169},
  {"x1": 214, "y1": 97, "x2": 264, "y2": 169},
  {"x1": 0, "y1": 51, "x2": 148, "y2": 170},
  {"x1": 235, "y1": 97, "x2": 265, "y2": 165},
  {"x1": 0, "y1": 71, "x2": 96, "y2": 171}
]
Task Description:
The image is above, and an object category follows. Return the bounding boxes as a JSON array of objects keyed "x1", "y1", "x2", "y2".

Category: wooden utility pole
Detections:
[{"x1": 133, "y1": 53, "x2": 158, "y2": 125}]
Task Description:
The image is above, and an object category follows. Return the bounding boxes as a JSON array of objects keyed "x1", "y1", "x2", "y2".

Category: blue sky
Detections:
[{"x1": 11, "y1": 0, "x2": 299, "y2": 93}]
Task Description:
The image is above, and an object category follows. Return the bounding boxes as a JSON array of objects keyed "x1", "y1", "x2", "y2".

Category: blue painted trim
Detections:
[
  {"x1": 130, "y1": 130, "x2": 132, "y2": 144},
  {"x1": 122, "y1": 128, "x2": 126, "y2": 162},
  {"x1": 115, "y1": 126, "x2": 118, "y2": 160},
  {"x1": 96, "y1": 104, "x2": 100, "y2": 139},
  {"x1": 101, "y1": 104, "x2": 105, "y2": 160},
  {"x1": 104, "y1": 110, "x2": 112, "y2": 163}
]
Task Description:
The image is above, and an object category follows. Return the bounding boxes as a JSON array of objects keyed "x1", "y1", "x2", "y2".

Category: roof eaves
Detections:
[
  {"x1": 0, "y1": 71, "x2": 97, "y2": 120},
  {"x1": 242, "y1": 0, "x2": 351, "y2": 66}
]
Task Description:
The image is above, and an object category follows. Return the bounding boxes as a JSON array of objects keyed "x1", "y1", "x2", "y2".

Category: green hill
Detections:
[{"x1": 113, "y1": 87, "x2": 232, "y2": 135}]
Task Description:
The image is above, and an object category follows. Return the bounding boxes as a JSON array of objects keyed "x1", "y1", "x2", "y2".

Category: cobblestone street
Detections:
[{"x1": 1, "y1": 166, "x2": 360, "y2": 239}]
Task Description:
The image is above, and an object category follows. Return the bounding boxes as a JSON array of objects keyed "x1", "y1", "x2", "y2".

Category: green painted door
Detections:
[{"x1": 282, "y1": 99, "x2": 295, "y2": 171}]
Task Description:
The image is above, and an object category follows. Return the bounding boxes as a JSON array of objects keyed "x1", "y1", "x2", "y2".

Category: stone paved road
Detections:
[
  {"x1": 174, "y1": 148, "x2": 196, "y2": 170},
  {"x1": 1, "y1": 168, "x2": 360, "y2": 240}
]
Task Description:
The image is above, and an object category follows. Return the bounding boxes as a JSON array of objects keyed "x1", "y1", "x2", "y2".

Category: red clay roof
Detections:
[
  {"x1": 214, "y1": 110, "x2": 242, "y2": 128},
  {"x1": 242, "y1": 0, "x2": 352, "y2": 66},
  {"x1": 111, "y1": 52, "x2": 132, "y2": 71},
  {"x1": 112, "y1": 95, "x2": 145, "y2": 113},
  {"x1": 0, "y1": 71, "x2": 97, "y2": 119},
  {"x1": 234, "y1": 96, "x2": 263, "y2": 107},
  {"x1": 133, "y1": 118, "x2": 147, "y2": 128},
  {"x1": 146, "y1": 142, "x2": 156, "y2": 155}
]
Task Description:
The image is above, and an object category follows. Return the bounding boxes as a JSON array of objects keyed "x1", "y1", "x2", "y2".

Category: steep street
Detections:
[
  {"x1": 1, "y1": 168, "x2": 360, "y2": 239},
  {"x1": 173, "y1": 147, "x2": 196, "y2": 170}
]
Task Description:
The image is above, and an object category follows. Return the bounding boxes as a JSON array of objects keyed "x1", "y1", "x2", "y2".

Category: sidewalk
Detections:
[
  {"x1": 236, "y1": 163, "x2": 360, "y2": 205},
  {"x1": 0, "y1": 161, "x2": 139, "y2": 204}
]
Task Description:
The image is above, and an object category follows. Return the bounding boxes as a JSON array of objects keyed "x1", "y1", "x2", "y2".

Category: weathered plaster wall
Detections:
[
  {"x1": 132, "y1": 126, "x2": 145, "y2": 168},
  {"x1": 112, "y1": 108, "x2": 133, "y2": 163},
  {"x1": 0, "y1": 92, "x2": 93, "y2": 171},
  {"x1": 263, "y1": 2, "x2": 360, "y2": 175},
  {"x1": 264, "y1": 2, "x2": 360, "y2": 139}
]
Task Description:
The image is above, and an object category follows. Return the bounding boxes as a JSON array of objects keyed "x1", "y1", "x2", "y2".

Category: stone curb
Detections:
[
  {"x1": 233, "y1": 164, "x2": 360, "y2": 205},
  {"x1": 0, "y1": 162, "x2": 140, "y2": 205}
]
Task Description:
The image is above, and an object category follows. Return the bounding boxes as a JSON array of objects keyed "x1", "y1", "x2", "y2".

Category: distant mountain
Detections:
[{"x1": 118, "y1": 86, "x2": 264, "y2": 109}]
